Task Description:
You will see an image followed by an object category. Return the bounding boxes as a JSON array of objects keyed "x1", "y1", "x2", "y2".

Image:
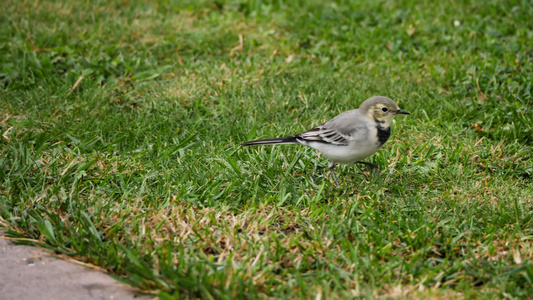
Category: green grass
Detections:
[{"x1": 1, "y1": 0, "x2": 532, "y2": 298}]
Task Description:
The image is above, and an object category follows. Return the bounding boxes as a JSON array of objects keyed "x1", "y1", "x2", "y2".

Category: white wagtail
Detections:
[{"x1": 241, "y1": 96, "x2": 410, "y2": 186}]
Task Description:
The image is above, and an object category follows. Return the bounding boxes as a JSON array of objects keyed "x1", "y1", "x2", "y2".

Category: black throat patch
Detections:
[{"x1": 376, "y1": 125, "x2": 391, "y2": 146}]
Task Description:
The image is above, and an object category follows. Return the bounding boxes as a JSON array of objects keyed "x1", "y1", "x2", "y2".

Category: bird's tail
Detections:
[{"x1": 241, "y1": 136, "x2": 298, "y2": 146}]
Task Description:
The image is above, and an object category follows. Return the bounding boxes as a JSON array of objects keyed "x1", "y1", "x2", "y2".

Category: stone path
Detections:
[{"x1": 0, "y1": 230, "x2": 144, "y2": 300}]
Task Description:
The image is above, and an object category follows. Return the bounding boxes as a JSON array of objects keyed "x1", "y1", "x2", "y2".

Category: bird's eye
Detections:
[{"x1": 381, "y1": 107, "x2": 389, "y2": 112}]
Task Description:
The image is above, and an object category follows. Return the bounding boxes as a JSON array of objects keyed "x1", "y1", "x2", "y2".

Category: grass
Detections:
[{"x1": 1, "y1": 0, "x2": 532, "y2": 298}]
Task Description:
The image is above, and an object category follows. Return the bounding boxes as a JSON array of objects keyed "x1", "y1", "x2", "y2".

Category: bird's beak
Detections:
[{"x1": 396, "y1": 109, "x2": 410, "y2": 115}]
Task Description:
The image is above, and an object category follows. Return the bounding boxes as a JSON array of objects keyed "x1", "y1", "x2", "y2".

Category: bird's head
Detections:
[{"x1": 360, "y1": 96, "x2": 410, "y2": 125}]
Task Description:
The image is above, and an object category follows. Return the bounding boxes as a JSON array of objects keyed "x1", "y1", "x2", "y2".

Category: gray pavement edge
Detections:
[{"x1": 0, "y1": 229, "x2": 149, "y2": 300}]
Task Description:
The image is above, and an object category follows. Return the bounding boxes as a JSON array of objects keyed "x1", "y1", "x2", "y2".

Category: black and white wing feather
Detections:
[
  {"x1": 296, "y1": 125, "x2": 350, "y2": 146},
  {"x1": 295, "y1": 109, "x2": 368, "y2": 146}
]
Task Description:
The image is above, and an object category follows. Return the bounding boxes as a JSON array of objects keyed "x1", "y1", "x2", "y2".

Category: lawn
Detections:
[{"x1": 1, "y1": 0, "x2": 532, "y2": 298}]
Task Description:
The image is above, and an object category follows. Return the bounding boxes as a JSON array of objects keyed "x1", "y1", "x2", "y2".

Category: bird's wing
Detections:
[
  {"x1": 296, "y1": 110, "x2": 368, "y2": 146},
  {"x1": 296, "y1": 125, "x2": 350, "y2": 145}
]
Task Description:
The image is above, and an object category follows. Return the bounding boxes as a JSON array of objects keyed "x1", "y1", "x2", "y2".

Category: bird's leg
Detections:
[
  {"x1": 328, "y1": 161, "x2": 341, "y2": 188},
  {"x1": 357, "y1": 161, "x2": 380, "y2": 174}
]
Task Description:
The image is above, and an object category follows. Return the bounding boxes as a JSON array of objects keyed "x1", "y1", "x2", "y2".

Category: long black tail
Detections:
[{"x1": 241, "y1": 136, "x2": 298, "y2": 146}]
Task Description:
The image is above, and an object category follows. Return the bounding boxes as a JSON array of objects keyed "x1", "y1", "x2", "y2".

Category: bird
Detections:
[{"x1": 241, "y1": 96, "x2": 410, "y2": 187}]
